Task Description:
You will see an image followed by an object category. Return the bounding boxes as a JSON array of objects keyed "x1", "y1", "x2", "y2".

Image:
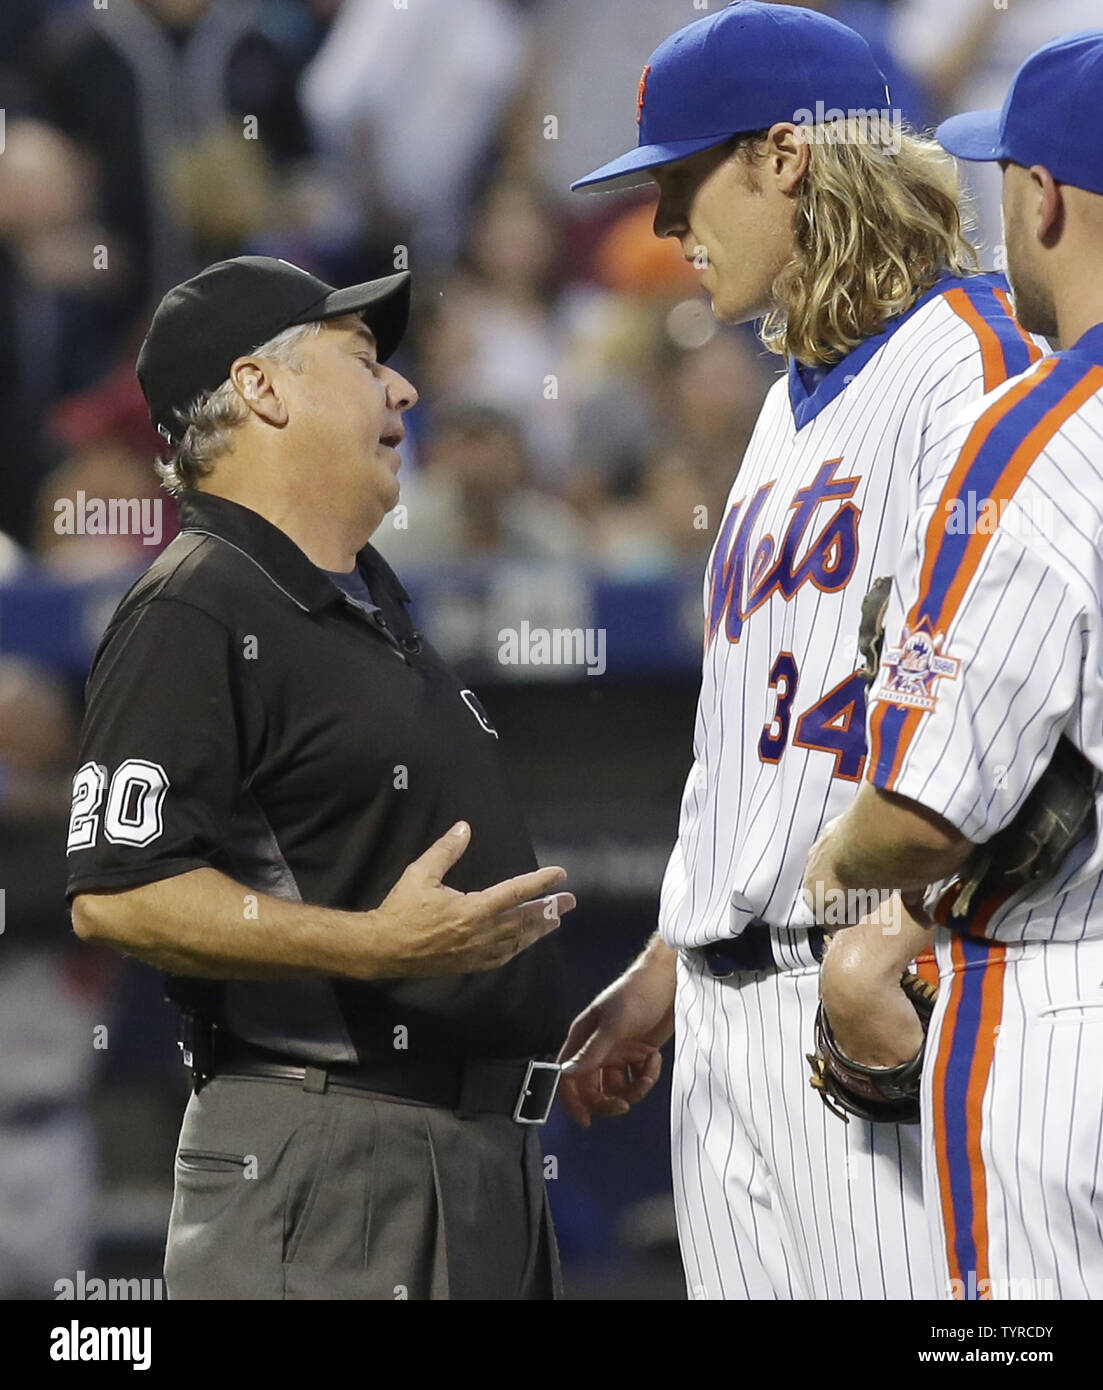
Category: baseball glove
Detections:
[
  {"x1": 811, "y1": 584, "x2": 1098, "y2": 1124},
  {"x1": 857, "y1": 575, "x2": 892, "y2": 686},
  {"x1": 950, "y1": 734, "x2": 1097, "y2": 917},
  {"x1": 807, "y1": 969, "x2": 937, "y2": 1125}
]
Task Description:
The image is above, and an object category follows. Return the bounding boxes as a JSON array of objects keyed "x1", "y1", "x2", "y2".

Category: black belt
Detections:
[
  {"x1": 177, "y1": 1013, "x2": 561, "y2": 1125},
  {"x1": 700, "y1": 922, "x2": 826, "y2": 977}
]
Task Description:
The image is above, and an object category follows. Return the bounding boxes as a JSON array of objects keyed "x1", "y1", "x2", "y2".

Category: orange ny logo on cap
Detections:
[{"x1": 636, "y1": 64, "x2": 651, "y2": 125}]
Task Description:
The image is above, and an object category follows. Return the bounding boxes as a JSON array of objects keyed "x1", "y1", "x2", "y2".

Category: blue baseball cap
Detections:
[
  {"x1": 937, "y1": 30, "x2": 1103, "y2": 196},
  {"x1": 571, "y1": 1, "x2": 891, "y2": 194}
]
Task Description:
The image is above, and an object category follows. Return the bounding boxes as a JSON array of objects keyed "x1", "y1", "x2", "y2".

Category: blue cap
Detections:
[
  {"x1": 937, "y1": 30, "x2": 1103, "y2": 196},
  {"x1": 571, "y1": 1, "x2": 891, "y2": 193}
]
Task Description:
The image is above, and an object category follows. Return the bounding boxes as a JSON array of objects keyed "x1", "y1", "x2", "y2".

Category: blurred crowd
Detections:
[
  {"x1": 2, "y1": 0, "x2": 1099, "y2": 587},
  {"x1": 2, "y1": 0, "x2": 1101, "y2": 1296}
]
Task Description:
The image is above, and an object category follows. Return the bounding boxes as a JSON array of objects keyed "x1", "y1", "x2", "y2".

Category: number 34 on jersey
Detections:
[{"x1": 706, "y1": 457, "x2": 868, "y2": 783}]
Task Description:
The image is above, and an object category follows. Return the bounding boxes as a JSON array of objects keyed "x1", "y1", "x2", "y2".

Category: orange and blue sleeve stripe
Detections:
[
  {"x1": 929, "y1": 891, "x2": 1010, "y2": 1298},
  {"x1": 942, "y1": 279, "x2": 1043, "y2": 391},
  {"x1": 869, "y1": 355, "x2": 1103, "y2": 790}
]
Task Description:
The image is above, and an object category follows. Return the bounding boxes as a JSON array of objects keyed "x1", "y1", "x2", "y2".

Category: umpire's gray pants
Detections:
[{"x1": 163, "y1": 1074, "x2": 561, "y2": 1300}]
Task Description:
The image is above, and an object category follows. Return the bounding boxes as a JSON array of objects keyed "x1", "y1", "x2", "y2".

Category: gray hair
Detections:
[{"x1": 154, "y1": 320, "x2": 325, "y2": 495}]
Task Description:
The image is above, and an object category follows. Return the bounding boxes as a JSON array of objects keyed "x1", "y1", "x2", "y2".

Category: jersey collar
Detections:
[
  {"x1": 176, "y1": 490, "x2": 411, "y2": 613},
  {"x1": 786, "y1": 271, "x2": 1009, "y2": 430},
  {"x1": 1070, "y1": 321, "x2": 1103, "y2": 368}
]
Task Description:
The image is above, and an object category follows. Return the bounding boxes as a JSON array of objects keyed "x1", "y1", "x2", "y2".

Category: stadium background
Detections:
[{"x1": 0, "y1": 0, "x2": 1091, "y2": 1301}]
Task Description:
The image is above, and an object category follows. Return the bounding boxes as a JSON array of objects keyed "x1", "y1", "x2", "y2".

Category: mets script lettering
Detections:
[{"x1": 706, "y1": 459, "x2": 861, "y2": 646}]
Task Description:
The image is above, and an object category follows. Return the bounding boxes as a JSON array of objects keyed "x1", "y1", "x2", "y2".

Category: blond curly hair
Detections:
[{"x1": 734, "y1": 122, "x2": 979, "y2": 366}]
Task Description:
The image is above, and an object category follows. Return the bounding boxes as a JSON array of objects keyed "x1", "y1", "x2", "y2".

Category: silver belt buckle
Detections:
[{"x1": 513, "y1": 1059, "x2": 561, "y2": 1124}]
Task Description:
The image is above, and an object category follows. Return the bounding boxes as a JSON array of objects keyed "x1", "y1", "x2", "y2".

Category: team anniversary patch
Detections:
[{"x1": 876, "y1": 623, "x2": 960, "y2": 712}]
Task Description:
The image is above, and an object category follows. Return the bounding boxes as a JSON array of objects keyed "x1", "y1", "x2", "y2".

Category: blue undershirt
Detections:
[{"x1": 322, "y1": 566, "x2": 381, "y2": 616}]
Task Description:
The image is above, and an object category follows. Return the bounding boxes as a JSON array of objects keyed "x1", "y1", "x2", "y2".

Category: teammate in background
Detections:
[
  {"x1": 806, "y1": 30, "x2": 1103, "y2": 1301},
  {"x1": 559, "y1": 1, "x2": 1044, "y2": 1300}
]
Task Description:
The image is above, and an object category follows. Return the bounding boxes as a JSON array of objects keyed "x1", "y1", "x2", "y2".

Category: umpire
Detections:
[{"x1": 65, "y1": 256, "x2": 574, "y2": 1301}]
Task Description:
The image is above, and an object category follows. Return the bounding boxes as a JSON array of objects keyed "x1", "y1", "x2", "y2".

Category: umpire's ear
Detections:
[{"x1": 227, "y1": 354, "x2": 289, "y2": 429}]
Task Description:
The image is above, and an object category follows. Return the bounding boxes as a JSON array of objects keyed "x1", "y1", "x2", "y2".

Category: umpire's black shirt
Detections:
[{"x1": 65, "y1": 490, "x2": 567, "y2": 1063}]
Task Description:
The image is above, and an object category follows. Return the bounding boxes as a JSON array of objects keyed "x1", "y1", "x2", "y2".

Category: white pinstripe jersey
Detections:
[
  {"x1": 868, "y1": 321, "x2": 1103, "y2": 943},
  {"x1": 658, "y1": 272, "x2": 1045, "y2": 953}
]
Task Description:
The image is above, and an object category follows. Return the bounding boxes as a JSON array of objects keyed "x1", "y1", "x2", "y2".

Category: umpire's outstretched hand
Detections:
[{"x1": 368, "y1": 820, "x2": 574, "y2": 978}]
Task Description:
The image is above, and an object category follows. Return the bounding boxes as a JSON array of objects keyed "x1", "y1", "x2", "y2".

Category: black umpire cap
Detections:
[{"x1": 137, "y1": 256, "x2": 412, "y2": 447}]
